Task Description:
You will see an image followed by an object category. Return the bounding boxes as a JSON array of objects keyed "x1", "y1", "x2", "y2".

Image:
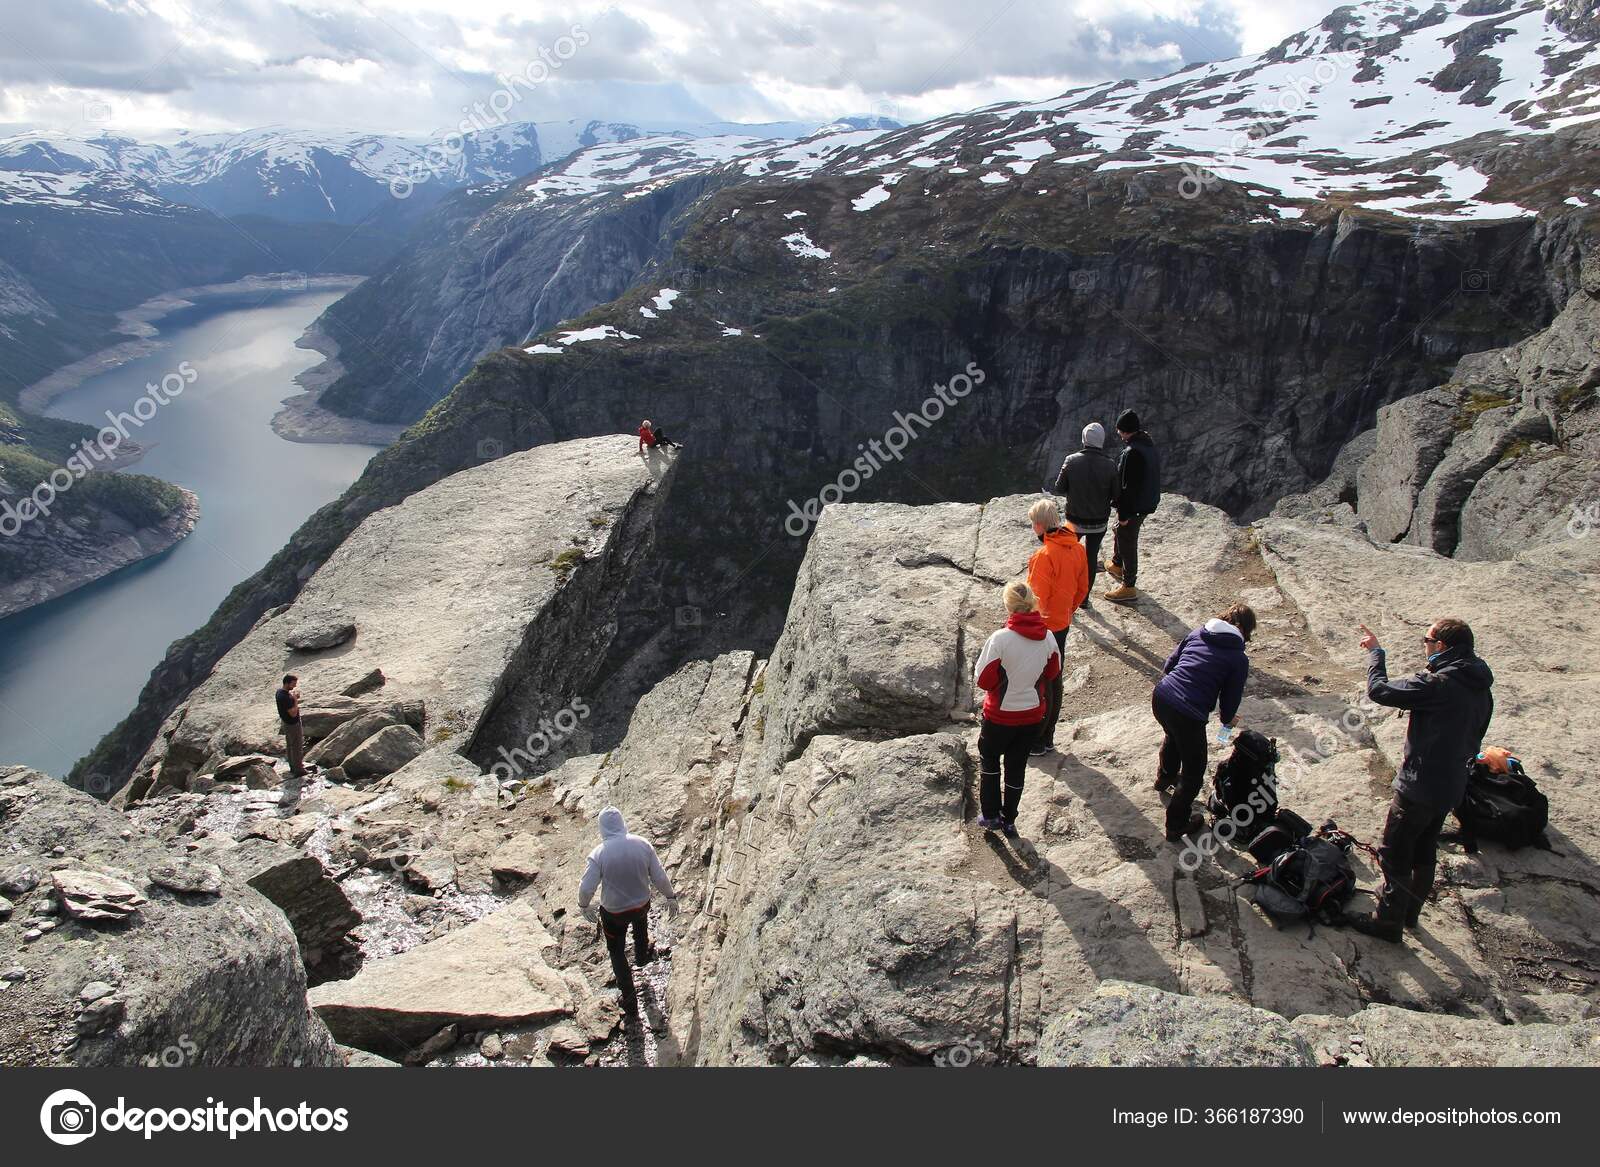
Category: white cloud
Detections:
[{"x1": 0, "y1": 0, "x2": 1346, "y2": 134}]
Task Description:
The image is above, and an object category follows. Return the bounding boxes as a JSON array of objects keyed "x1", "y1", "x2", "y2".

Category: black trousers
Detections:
[
  {"x1": 1037, "y1": 628, "x2": 1069, "y2": 748},
  {"x1": 1080, "y1": 529, "x2": 1105, "y2": 594},
  {"x1": 599, "y1": 904, "x2": 651, "y2": 1014},
  {"x1": 1112, "y1": 514, "x2": 1147, "y2": 587},
  {"x1": 978, "y1": 719, "x2": 1035, "y2": 824},
  {"x1": 1153, "y1": 693, "x2": 1207, "y2": 837},
  {"x1": 1376, "y1": 795, "x2": 1448, "y2": 924}
]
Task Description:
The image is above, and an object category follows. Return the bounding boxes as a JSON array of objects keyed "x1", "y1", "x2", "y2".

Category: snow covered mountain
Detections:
[
  {"x1": 494, "y1": 0, "x2": 1600, "y2": 222},
  {"x1": 0, "y1": 117, "x2": 899, "y2": 224},
  {"x1": 307, "y1": 0, "x2": 1600, "y2": 428}
]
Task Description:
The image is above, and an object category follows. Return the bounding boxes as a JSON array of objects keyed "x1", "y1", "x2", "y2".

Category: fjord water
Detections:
[{"x1": 0, "y1": 289, "x2": 377, "y2": 780}]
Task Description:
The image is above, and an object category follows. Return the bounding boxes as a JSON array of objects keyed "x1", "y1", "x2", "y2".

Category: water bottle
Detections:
[{"x1": 1215, "y1": 723, "x2": 1234, "y2": 745}]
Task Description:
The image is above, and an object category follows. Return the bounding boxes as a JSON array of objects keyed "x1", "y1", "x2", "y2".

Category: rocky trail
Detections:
[{"x1": 4, "y1": 436, "x2": 1598, "y2": 1068}]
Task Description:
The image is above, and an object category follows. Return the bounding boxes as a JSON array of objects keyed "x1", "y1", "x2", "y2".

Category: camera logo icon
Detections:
[
  {"x1": 675, "y1": 605, "x2": 702, "y2": 628},
  {"x1": 1461, "y1": 269, "x2": 1490, "y2": 293},
  {"x1": 477, "y1": 437, "x2": 505, "y2": 460},
  {"x1": 40, "y1": 1088, "x2": 97, "y2": 1145}
]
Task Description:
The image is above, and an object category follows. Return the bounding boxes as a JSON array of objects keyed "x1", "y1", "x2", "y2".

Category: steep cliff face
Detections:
[
  {"x1": 314, "y1": 173, "x2": 726, "y2": 425},
  {"x1": 1307, "y1": 234, "x2": 1600, "y2": 558},
  {"x1": 78, "y1": 0, "x2": 1600, "y2": 789}
]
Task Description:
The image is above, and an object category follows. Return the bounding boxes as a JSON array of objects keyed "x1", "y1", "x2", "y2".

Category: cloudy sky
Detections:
[{"x1": 1, "y1": 0, "x2": 1341, "y2": 137}]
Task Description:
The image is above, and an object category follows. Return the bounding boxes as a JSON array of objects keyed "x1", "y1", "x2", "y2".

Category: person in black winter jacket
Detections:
[
  {"x1": 1105, "y1": 409, "x2": 1160, "y2": 602},
  {"x1": 1054, "y1": 421, "x2": 1119, "y2": 597},
  {"x1": 1348, "y1": 617, "x2": 1494, "y2": 941}
]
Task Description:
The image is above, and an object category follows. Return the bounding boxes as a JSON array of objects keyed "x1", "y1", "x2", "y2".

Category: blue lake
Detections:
[{"x1": 0, "y1": 289, "x2": 378, "y2": 778}]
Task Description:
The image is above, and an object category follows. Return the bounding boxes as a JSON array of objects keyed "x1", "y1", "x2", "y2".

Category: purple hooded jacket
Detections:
[{"x1": 1153, "y1": 618, "x2": 1250, "y2": 724}]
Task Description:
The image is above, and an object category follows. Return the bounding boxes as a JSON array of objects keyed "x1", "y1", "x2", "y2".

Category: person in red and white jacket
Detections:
[{"x1": 973, "y1": 580, "x2": 1061, "y2": 838}]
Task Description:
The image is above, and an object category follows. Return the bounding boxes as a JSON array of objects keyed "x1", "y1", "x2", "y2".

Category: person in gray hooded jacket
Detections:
[
  {"x1": 578, "y1": 807, "x2": 680, "y2": 1020},
  {"x1": 1053, "y1": 421, "x2": 1120, "y2": 596},
  {"x1": 1348, "y1": 618, "x2": 1494, "y2": 941}
]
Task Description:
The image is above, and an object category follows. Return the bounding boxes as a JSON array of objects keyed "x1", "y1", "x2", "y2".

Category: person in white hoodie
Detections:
[
  {"x1": 973, "y1": 581, "x2": 1061, "y2": 838},
  {"x1": 578, "y1": 807, "x2": 680, "y2": 1021}
]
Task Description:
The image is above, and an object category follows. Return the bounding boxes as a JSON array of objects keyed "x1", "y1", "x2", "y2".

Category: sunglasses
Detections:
[{"x1": 1422, "y1": 634, "x2": 1444, "y2": 646}]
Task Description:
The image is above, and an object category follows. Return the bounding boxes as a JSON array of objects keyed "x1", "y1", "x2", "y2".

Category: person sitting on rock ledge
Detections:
[
  {"x1": 650, "y1": 423, "x2": 681, "y2": 451},
  {"x1": 1151, "y1": 603, "x2": 1254, "y2": 843},
  {"x1": 1347, "y1": 618, "x2": 1494, "y2": 942},
  {"x1": 1025, "y1": 498, "x2": 1089, "y2": 757},
  {"x1": 974, "y1": 580, "x2": 1061, "y2": 839},
  {"x1": 637, "y1": 419, "x2": 659, "y2": 454},
  {"x1": 274, "y1": 673, "x2": 306, "y2": 781},
  {"x1": 578, "y1": 807, "x2": 681, "y2": 1024}
]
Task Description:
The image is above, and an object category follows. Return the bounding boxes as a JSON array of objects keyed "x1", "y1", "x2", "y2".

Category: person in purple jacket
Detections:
[{"x1": 1151, "y1": 603, "x2": 1256, "y2": 842}]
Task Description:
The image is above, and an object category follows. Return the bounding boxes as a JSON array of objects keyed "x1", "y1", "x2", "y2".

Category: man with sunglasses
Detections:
[{"x1": 1348, "y1": 618, "x2": 1494, "y2": 941}]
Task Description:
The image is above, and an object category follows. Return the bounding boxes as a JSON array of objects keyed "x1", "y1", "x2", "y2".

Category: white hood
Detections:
[{"x1": 1204, "y1": 617, "x2": 1244, "y2": 640}]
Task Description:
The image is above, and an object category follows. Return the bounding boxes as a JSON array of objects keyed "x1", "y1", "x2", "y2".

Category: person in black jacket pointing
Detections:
[
  {"x1": 1104, "y1": 409, "x2": 1160, "y2": 603},
  {"x1": 1347, "y1": 617, "x2": 1494, "y2": 941}
]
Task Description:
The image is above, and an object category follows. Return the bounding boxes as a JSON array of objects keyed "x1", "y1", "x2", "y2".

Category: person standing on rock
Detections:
[
  {"x1": 275, "y1": 673, "x2": 306, "y2": 780},
  {"x1": 1347, "y1": 619, "x2": 1494, "y2": 942},
  {"x1": 578, "y1": 807, "x2": 681, "y2": 1023},
  {"x1": 974, "y1": 581, "x2": 1062, "y2": 838},
  {"x1": 1025, "y1": 499, "x2": 1089, "y2": 756},
  {"x1": 1151, "y1": 604, "x2": 1255, "y2": 843},
  {"x1": 1105, "y1": 410, "x2": 1161, "y2": 603},
  {"x1": 1053, "y1": 421, "x2": 1119, "y2": 597}
]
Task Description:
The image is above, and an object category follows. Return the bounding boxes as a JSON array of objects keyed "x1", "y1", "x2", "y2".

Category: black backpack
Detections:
[
  {"x1": 1243, "y1": 808, "x2": 1313, "y2": 864},
  {"x1": 1246, "y1": 826, "x2": 1358, "y2": 926},
  {"x1": 1208, "y1": 730, "x2": 1279, "y2": 825},
  {"x1": 1454, "y1": 757, "x2": 1550, "y2": 851}
]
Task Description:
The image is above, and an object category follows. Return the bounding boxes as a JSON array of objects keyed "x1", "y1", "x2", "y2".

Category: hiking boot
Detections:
[
  {"x1": 1105, "y1": 562, "x2": 1124, "y2": 581},
  {"x1": 1345, "y1": 911, "x2": 1404, "y2": 943},
  {"x1": 636, "y1": 945, "x2": 670, "y2": 967},
  {"x1": 1104, "y1": 584, "x2": 1138, "y2": 603},
  {"x1": 1029, "y1": 744, "x2": 1051, "y2": 756},
  {"x1": 1000, "y1": 820, "x2": 1019, "y2": 839},
  {"x1": 976, "y1": 815, "x2": 1002, "y2": 831},
  {"x1": 1165, "y1": 812, "x2": 1204, "y2": 843}
]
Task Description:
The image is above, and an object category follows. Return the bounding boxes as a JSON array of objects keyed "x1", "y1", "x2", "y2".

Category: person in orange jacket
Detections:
[{"x1": 1025, "y1": 498, "x2": 1089, "y2": 754}]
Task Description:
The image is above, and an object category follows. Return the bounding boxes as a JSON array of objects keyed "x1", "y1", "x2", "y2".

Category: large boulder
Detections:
[
  {"x1": 1344, "y1": 254, "x2": 1600, "y2": 559},
  {"x1": 0, "y1": 767, "x2": 336, "y2": 1067},
  {"x1": 307, "y1": 899, "x2": 572, "y2": 1060},
  {"x1": 1040, "y1": 981, "x2": 1315, "y2": 1067},
  {"x1": 225, "y1": 838, "x2": 363, "y2": 986},
  {"x1": 342, "y1": 725, "x2": 426, "y2": 779},
  {"x1": 1292, "y1": 1003, "x2": 1600, "y2": 1067},
  {"x1": 306, "y1": 711, "x2": 403, "y2": 769},
  {"x1": 1355, "y1": 386, "x2": 1463, "y2": 544}
]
